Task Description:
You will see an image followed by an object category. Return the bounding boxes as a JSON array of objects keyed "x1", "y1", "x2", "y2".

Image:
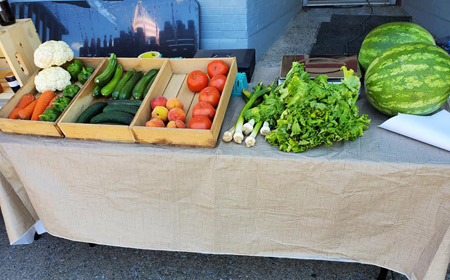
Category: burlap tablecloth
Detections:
[{"x1": 0, "y1": 97, "x2": 449, "y2": 280}]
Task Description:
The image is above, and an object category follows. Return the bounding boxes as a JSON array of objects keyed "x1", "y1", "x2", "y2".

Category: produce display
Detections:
[
  {"x1": 1, "y1": 26, "x2": 449, "y2": 151},
  {"x1": 145, "y1": 59, "x2": 229, "y2": 130},
  {"x1": 146, "y1": 97, "x2": 186, "y2": 128},
  {"x1": 35, "y1": 61, "x2": 88, "y2": 121},
  {"x1": 38, "y1": 83, "x2": 81, "y2": 122},
  {"x1": 365, "y1": 42, "x2": 450, "y2": 116},
  {"x1": 70, "y1": 53, "x2": 160, "y2": 126},
  {"x1": 7, "y1": 88, "x2": 81, "y2": 122},
  {"x1": 7, "y1": 40, "x2": 91, "y2": 122},
  {"x1": 358, "y1": 22, "x2": 436, "y2": 72},
  {"x1": 76, "y1": 99, "x2": 142, "y2": 125},
  {"x1": 92, "y1": 54, "x2": 159, "y2": 101},
  {"x1": 223, "y1": 62, "x2": 370, "y2": 152}
]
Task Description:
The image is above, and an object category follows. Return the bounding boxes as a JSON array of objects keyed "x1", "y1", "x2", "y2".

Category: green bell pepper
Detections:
[
  {"x1": 52, "y1": 97, "x2": 72, "y2": 112},
  {"x1": 77, "y1": 67, "x2": 95, "y2": 85},
  {"x1": 67, "y1": 60, "x2": 84, "y2": 80},
  {"x1": 39, "y1": 108, "x2": 61, "y2": 122},
  {"x1": 63, "y1": 84, "x2": 81, "y2": 99}
]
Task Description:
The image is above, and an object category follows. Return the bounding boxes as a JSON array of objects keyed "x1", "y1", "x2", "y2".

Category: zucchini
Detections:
[
  {"x1": 143, "y1": 70, "x2": 159, "y2": 99},
  {"x1": 90, "y1": 111, "x2": 134, "y2": 125},
  {"x1": 106, "y1": 99, "x2": 143, "y2": 107},
  {"x1": 92, "y1": 85, "x2": 101, "y2": 97},
  {"x1": 76, "y1": 102, "x2": 107, "y2": 123},
  {"x1": 95, "y1": 53, "x2": 117, "y2": 87},
  {"x1": 119, "y1": 71, "x2": 143, "y2": 100},
  {"x1": 132, "y1": 69, "x2": 159, "y2": 100},
  {"x1": 103, "y1": 105, "x2": 139, "y2": 115},
  {"x1": 112, "y1": 68, "x2": 135, "y2": 99},
  {"x1": 100, "y1": 64, "x2": 123, "y2": 97}
]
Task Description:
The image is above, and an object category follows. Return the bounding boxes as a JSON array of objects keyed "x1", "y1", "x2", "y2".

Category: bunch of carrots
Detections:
[{"x1": 8, "y1": 91, "x2": 57, "y2": 121}]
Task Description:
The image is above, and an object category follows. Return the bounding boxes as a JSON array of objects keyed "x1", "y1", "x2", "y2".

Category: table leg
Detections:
[{"x1": 377, "y1": 268, "x2": 389, "y2": 280}]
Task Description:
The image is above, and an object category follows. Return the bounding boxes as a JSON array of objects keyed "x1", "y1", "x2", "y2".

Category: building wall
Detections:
[
  {"x1": 197, "y1": 0, "x2": 302, "y2": 60},
  {"x1": 402, "y1": 0, "x2": 450, "y2": 39},
  {"x1": 247, "y1": 0, "x2": 302, "y2": 60},
  {"x1": 196, "y1": 0, "x2": 248, "y2": 50}
]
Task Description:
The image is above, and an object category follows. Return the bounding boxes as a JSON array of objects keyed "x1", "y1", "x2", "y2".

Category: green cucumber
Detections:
[
  {"x1": 92, "y1": 85, "x2": 101, "y2": 97},
  {"x1": 95, "y1": 53, "x2": 117, "y2": 87},
  {"x1": 90, "y1": 111, "x2": 134, "y2": 125},
  {"x1": 100, "y1": 64, "x2": 123, "y2": 97},
  {"x1": 112, "y1": 68, "x2": 135, "y2": 99},
  {"x1": 132, "y1": 69, "x2": 159, "y2": 100},
  {"x1": 119, "y1": 71, "x2": 143, "y2": 100},
  {"x1": 76, "y1": 102, "x2": 107, "y2": 123},
  {"x1": 143, "y1": 70, "x2": 159, "y2": 99},
  {"x1": 103, "y1": 105, "x2": 139, "y2": 115},
  {"x1": 106, "y1": 99, "x2": 143, "y2": 107}
]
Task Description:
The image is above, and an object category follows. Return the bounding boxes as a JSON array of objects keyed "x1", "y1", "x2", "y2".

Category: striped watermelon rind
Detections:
[
  {"x1": 358, "y1": 22, "x2": 436, "y2": 72},
  {"x1": 365, "y1": 42, "x2": 450, "y2": 116}
]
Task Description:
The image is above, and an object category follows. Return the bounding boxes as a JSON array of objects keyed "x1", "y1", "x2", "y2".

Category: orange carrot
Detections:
[
  {"x1": 31, "y1": 91, "x2": 55, "y2": 121},
  {"x1": 18, "y1": 99, "x2": 38, "y2": 120},
  {"x1": 8, "y1": 94, "x2": 35, "y2": 119},
  {"x1": 38, "y1": 95, "x2": 58, "y2": 120}
]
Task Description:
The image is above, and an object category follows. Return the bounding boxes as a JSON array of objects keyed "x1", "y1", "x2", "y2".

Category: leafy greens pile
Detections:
[{"x1": 245, "y1": 62, "x2": 370, "y2": 153}]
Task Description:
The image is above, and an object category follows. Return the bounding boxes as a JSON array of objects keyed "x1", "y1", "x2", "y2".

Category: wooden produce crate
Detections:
[
  {"x1": 0, "y1": 19, "x2": 41, "y2": 99},
  {"x1": 0, "y1": 58, "x2": 105, "y2": 137},
  {"x1": 57, "y1": 58, "x2": 168, "y2": 143},
  {"x1": 131, "y1": 57, "x2": 237, "y2": 148}
]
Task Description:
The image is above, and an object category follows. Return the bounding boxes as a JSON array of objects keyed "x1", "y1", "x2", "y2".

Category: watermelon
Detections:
[
  {"x1": 358, "y1": 22, "x2": 436, "y2": 72},
  {"x1": 365, "y1": 43, "x2": 450, "y2": 116}
]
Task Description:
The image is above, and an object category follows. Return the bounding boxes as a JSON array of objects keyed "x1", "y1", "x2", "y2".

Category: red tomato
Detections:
[
  {"x1": 188, "y1": 116, "x2": 212, "y2": 130},
  {"x1": 207, "y1": 60, "x2": 229, "y2": 78},
  {"x1": 209, "y1": 74, "x2": 226, "y2": 93},
  {"x1": 187, "y1": 70, "x2": 209, "y2": 92},
  {"x1": 199, "y1": 86, "x2": 221, "y2": 108},
  {"x1": 192, "y1": 101, "x2": 216, "y2": 119}
]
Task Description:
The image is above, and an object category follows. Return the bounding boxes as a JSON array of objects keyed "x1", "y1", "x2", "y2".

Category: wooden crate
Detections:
[
  {"x1": 57, "y1": 58, "x2": 168, "y2": 143},
  {"x1": 0, "y1": 19, "x2": 41, "y2": 99},
  {"x1": 131, "y1": 57, "x2": 237, "y2": 148},
  {"x1": 0, "y1": 58, "x2": 105, "y2": 137}
]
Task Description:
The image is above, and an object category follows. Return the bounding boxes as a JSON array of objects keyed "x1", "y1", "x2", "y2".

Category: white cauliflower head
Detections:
[
  {"x1": 34, "y1": 40, "x2": 74, "y2": 69},
  {"x1": 34, "y1": 67, "x2": 71, "y2": 93}
]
